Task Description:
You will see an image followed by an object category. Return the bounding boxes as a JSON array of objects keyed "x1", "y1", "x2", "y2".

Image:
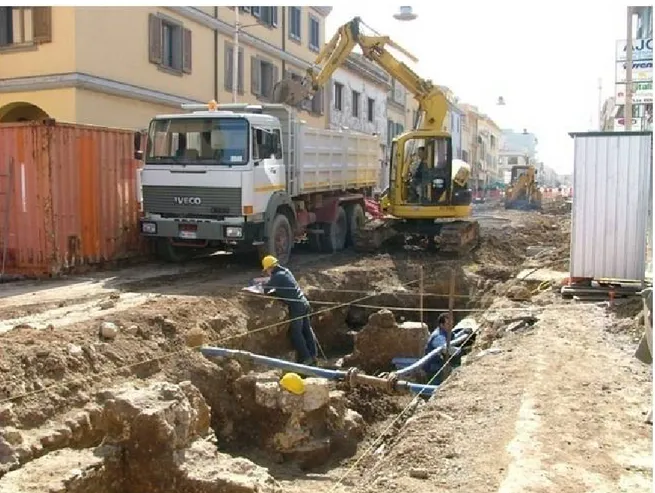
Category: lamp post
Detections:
[
  {"x1": 232, "y1": 9, "x2": 261, "y2": 103},
  {"x1": 232, "y1": 7, "x2": 239, "y2": 103},
  {"x1": 625, "y1": 6, "x2": 634, "y2": 131}
]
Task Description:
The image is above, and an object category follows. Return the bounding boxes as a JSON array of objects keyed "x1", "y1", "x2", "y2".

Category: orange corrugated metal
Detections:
[{"x1": 0, "y1": 121, "x2": 145, "y2": 277}]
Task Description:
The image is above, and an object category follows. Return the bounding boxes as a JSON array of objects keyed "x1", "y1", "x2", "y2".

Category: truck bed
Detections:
[
  {"x1": 223, "y1": 104, "x2": 381, "y2": 197},
  {"x1": 291, "y1": 124, "x2": 380, "y2": 196}
]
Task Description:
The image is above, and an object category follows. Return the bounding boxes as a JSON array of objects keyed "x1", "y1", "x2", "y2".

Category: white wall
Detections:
[
  {"x1": 329, "y1": 67, "x2": 388, "y2": 142},
  {"x1": 330, "y1": 67, "x2": 388, "y2": 190}
]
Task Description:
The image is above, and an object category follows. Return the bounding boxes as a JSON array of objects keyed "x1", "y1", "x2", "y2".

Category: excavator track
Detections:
[
  {"x1": 353, "y1": 218, "x2": 480, "y2": 256},
  {"x1": 352, "y1": 218, "x2": 398, "y2": 253},
  {"x1": 437, "y1": 220, "x2": 481, "y2": 256}
]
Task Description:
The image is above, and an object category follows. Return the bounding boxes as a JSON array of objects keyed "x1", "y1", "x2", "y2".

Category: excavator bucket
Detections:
[{"x1": 271, "y1": 79, "x2": 308, "y2": 107}]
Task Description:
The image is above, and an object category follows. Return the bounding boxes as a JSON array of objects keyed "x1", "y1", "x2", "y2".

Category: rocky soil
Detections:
[{"x1": 0, "y1": 202, "x2": 651, "y2": 492}]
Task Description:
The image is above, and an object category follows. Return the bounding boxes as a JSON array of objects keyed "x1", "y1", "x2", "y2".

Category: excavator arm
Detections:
[{"x1": 272, "y1": 16, "x2": 447, "y2": 132}]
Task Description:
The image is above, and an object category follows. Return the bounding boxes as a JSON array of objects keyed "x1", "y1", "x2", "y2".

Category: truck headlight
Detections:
[
  {"x1": 141, "y1": 222, "x2": 157, "y2": 234},
  {"x1": 225, "y1": 226, "x2": 243, "y2": 238}
]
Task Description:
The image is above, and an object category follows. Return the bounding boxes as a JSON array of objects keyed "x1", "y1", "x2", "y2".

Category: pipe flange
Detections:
[
  {"x1": 385, "y1": 372, "x2": 399, "y2": 393},
  {"x1": 345, "y1": 367, "x2": 359, "y2": 388}
]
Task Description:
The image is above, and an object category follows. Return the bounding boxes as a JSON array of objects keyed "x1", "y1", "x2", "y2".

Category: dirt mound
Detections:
[
  {"x1": 474, "y1": 213, "x2": 570, "y2": 270},
  {"x1": 338, "y1": 384, "x2": 407, "y2": 424}
]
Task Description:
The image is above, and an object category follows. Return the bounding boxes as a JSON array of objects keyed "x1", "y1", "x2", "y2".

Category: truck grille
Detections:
[{"x1": 142, "y1": 186, "x2": 242, "y2": 217}]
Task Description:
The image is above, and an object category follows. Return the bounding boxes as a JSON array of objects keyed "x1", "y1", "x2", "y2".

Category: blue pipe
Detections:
[
  {"x1": 393, "y1": 330, "x2": 472, "y2": 378},
  {"x1": 200, "y1": 346, "x2": 440, "y2": 396},
  {"x1": 201, "y1": 346, "x2": 347, "y2": 380}
]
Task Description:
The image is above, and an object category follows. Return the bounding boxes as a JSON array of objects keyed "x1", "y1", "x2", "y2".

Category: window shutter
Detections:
[
  {"x1": 237, "y1": 47, "x2": 244, "y2": 93},
  {"x1": 224, "y1": 44, "x2": 233, "y2": 90},
  {"x1": 0, "y1": 8, "x2": 10, "y2": 46},
  {"x1": 148, "y1": 14, "x2": 163, "y2": 64},
  {"x1": 32, "y1": 7, "x2": 52, "y2": 44},
  {"x1": 319, "y1": 88, "x2": 324, "y2": 115},
  {"x1": 182, "y1": 28, "x2": 192, "y2": 74},
  {"x1": 271, "y1": 64, "x2": 279, "y2": 92},
  {"x1": 251, "y1": 56, "x2": 261, "y2": 96}
]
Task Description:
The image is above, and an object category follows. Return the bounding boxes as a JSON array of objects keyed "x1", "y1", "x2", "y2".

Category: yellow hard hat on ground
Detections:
[
  {"x1": 262, "y1": 255, "x2": 279, "y2": 270},
  {"x1": 279, "y1": 372, "x2": 305, "y2": 395}
]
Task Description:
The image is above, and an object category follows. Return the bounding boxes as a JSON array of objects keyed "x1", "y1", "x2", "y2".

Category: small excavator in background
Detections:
[
  {"x1": 271, "y1": 17, "x2": 479, "y2": 255},
  {"x1": 504, "y1": 165, "x2": 543, "y2": 211}
]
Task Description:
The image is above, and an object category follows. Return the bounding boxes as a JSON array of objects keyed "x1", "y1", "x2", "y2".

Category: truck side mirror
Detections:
[{"x1": 134, "y1": 132, "x2": 143, "y2": 160}]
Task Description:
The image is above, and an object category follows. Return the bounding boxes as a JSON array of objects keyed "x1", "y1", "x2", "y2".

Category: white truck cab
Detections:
[{"x1": 134, "y1": 101, "x2": 380, "y2": 263}]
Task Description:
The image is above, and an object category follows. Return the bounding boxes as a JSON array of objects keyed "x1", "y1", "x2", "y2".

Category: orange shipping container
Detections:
[{"x1": 0, "y1": 121, "x2": 145, "y2": 277}]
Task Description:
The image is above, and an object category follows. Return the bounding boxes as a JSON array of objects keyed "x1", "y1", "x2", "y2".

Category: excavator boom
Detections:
[{"x1": 272, "y1": 17, "x2": 446, "y2": 132}]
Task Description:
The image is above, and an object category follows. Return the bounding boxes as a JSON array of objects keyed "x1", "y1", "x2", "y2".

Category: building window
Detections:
[
  {"x1": 352, "y1": 90, "x2": 360, "y2": 118},
  {"x1": 248, "y1": 6, "x2": 277, "y2": 27},
  {"x1": 224, "y1": 42, "x2": 244, "y2": 93},
  {"x1": 251, "y1": 56, "x2": 279, "y2": 100},
  {"x1": 334, "y1": 82, "x2": 343, "y2": 111},
  {"x1": 508, "y1": 156, "x2": 519, "y2": 165},
  {"x1": 311, "y1": 88, "x2": 324, "y2": 115},
  {"x1": 289, "y1": 7, "x2": 301, "y2": 41},
  {"x1": 0, "y1": 7, "x2": 51, "y2": 48},
  {"x1": 367, "y1": 98, "x2": 375, "y2": 122},
  {"x1": 309, "y1": 14, "x2": 319, "y2": 52},
  {"x1": 149, "y1": 13, "x2": 192, "y2": 74},
  {"x1": 260, "y1": 7, "x2": 278, "y2": 27},
  {"x1": 395, "y1": 123, "x2": 404, "y2": 135},
  {"x1": 462, "y1": 150, "x2": 469, "y2": 162},
  {"x1": 387, "y1": 119, "x2": 394, "y2": 146}
]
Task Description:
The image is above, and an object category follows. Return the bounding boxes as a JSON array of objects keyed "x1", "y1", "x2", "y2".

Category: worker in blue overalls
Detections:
[
  {"x1": 262, "y1": 255, "x2": 318, "y2": 366},
  {"x1": 423, "y1": 313, "x2": 460, "y2": 384}
]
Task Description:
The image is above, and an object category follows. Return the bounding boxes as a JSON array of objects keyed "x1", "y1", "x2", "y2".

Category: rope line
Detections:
[{"x1": 0, "y1": 278, "x2": 420, "y2": 406}]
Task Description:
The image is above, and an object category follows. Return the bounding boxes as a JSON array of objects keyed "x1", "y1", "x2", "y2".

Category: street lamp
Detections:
[
  {"x1": 232, "y1": 8, "x2": 261, "y2": 103},
  {"x1": 393, "y1": 6, "x2": 418, "y2": 21}
]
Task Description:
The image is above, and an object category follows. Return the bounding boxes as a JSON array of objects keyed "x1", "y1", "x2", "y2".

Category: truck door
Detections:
[{"x1": 252, "y1": 126, "x2": 284, "y2": 214}]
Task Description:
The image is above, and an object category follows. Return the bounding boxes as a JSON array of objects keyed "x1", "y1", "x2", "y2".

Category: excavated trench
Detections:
[{"x1": 0, "y1": 260, "x2": 496, "y2": 493}]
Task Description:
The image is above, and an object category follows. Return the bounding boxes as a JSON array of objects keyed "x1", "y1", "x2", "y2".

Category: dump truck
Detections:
[{"x1": 133, "y1": 101, "x2": 380, "y2": 264}]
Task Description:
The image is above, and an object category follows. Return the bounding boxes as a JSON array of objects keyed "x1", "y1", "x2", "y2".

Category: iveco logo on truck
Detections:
[{"x1": 174, "y1": 197, "x2": 202, "y2": 205}]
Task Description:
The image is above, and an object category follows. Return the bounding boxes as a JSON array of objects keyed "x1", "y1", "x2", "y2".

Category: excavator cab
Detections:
[{"x1": 388, "y1": 131, "x2": 472, "y2": 215}]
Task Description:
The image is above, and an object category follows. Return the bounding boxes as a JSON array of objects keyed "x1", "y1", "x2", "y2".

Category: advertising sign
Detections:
[
  {"x1": 616, "y1": 38, "x2": 653, "y2": 62},
  {"x1": 613, "y1": 117, "x2": 650, "y2": 131},
  {"x1": 615, "y1": 60, "x2": 653, "y2": 83},
  {"x1": 615, "y1": 82, "x2": 653, "y2": 104}
]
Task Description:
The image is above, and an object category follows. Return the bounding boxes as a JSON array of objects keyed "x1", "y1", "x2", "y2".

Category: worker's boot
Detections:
[{"x1": 301, "y1": 357, "x2": 317, "y2": 367}]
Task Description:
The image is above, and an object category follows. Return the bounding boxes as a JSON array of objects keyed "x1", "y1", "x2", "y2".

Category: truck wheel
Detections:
[
  {"x1": 321, "y1": 205, "x2": 347, "y2": 252},
  {"x1": 266, "y1": 213, "x2": 293, "y2": 265},
  {"x1": 156, "y1": 239, "x2": 194, "y2": 263},
  {"x1": 345, "y1": 203, "x2": 365, "y2": 247}
]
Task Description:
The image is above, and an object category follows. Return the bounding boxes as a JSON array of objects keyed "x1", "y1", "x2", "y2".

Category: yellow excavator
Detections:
[
  {"x1": 504, "y1": 165, "x2": 543, "y2": 210},
  {"x1": 271, "y1": 17, "x2": 479, "y2": 255}
]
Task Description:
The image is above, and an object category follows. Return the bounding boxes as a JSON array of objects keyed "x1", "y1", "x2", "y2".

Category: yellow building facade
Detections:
[{"x1": 0, "y1": 6, "x2": 331, "y2": 129}]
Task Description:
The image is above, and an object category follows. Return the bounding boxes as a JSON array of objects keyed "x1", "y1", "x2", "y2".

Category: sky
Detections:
[{"x1": 325, "y1": 1, "x2": 637, "y2": 175}]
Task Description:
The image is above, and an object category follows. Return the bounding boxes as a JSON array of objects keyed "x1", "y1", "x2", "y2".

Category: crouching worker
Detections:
[
  {"x1": 422, "y1": 313, "x2": 461, "y2": 384},
  {"x1": 261, "y1": 255, "x2": 318, "y2": 366}
]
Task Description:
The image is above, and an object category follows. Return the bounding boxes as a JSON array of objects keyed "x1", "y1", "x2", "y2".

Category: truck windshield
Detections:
[{"x1": 146, "y1": 117, "x2": 249, "y2": 165}]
